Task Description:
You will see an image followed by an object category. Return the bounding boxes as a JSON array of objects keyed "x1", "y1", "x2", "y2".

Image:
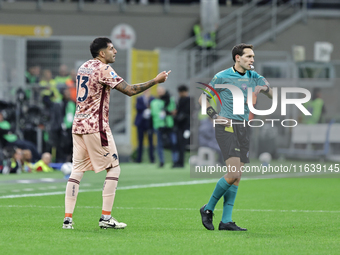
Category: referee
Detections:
[{"x1": 199, "y1": 43, "x2": 273, "y2": 231}]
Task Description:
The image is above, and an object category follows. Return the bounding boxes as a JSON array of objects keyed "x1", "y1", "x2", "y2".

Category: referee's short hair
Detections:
[{"x1": 232, "y1": 43, "x2": 253, "y2": 62}]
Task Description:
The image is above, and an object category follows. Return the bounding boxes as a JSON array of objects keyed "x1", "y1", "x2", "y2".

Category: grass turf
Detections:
[{"x1": 0, "y1": 161, "x2": 339, "y2": 255}]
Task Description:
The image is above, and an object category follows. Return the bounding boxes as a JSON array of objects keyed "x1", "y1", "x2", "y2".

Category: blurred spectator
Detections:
[
  {"x1": 60, "y1": 89, "x2": 76, "y2": 162},
  {"x1": 25, "y1": 65, "x2": 41, "y2": 99},
  {"x1": 0, "y1": 112, "x2": 40, "y2": 162},
  {"x1": 199, "y1": 117, "x2": 224, "y2": 165},
  {"x1": 25, "y1": 65, "x2": 40, "y2": 84},
  {"x1": 55, "y1": 64, "x2": 72, "y2": 87},
  {"x1": 9, "y1": 148, "x2": 23, "y2": 174},
  {"x1": 65, "y1": 69, "x2": 77, "y2": 102},
  {"x1": 40, "y1": 69, "x2": 62, "y2": 104},
  {"x1": 34, "y1": 152, "x2": 54, "y2": 172},
  {"x1": 301, "y1": 88, "x2": 326, "y2": 124},
  {"x1": 174, "y1": 85, "x2": 190, "y2": 168},
  {"x1": 22, "y1": 149, "x2": 34, "y2": 173},
  {"x1": 55, "y1": 65, "x2": 72, "y2": 104},
  {"x1": 193, "y1": 23, "x2": 216, "y2": 50},
  {"x1": 134, "y1": 89, "x2": 155, "y2": 163},
  {"x1": 150, "y1": 86, "x2": 178, "y2": 168},
  {"x1": 1, "y1": 147, "x2": 22, "y2": 174},
  {"x1": 45, "y1": 88, "x2": 76, "y2": 163}
]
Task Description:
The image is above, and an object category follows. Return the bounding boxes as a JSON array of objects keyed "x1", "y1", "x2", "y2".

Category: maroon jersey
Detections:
[{"x1": 72, "y1": 59, "x2": 124, "y2": 134}]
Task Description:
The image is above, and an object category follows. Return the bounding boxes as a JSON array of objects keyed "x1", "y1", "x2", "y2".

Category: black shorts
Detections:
[{"x1": 215, "y1": 121, "x2": 250, "y2": 164}]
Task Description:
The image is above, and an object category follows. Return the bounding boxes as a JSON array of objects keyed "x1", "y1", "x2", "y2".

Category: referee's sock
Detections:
[
  {"x1": 221, "y1": 184, "x2": 238, "y2": 223},
  {"x1": 205, "y1": 177, "x2": 231, "y2": 212}
]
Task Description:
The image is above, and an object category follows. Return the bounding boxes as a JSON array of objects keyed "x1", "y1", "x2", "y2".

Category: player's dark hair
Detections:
[
  {"x1": 90, "y1": 37, "x2": 112, "y2": 58},
  {"x1": 232, "y1": 43, "x2": 253, "y2": 62},
  {"x1": 178, "y1": 84, "x2": 188, "y2": 92}
]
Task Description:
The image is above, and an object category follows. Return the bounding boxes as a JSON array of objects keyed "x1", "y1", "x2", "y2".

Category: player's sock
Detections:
[
  {"x1": 102, "y1": 165, "x2": 121, "y2": 216},
  {"x1": 205, "y1": 177, "x2": 231, "y2": 212},
  {"x1": 65, "y1": 172, "x2": 84, "y2": 216},
  {"x1": 65, "y1": 213, "x2": 72, "y2": 218},
  {"x1": 101, "y1": 211, "x2": 111, "y2": 220},
  {"x1": 221, "y1": 184, "x2": 238, "y2": 223}
]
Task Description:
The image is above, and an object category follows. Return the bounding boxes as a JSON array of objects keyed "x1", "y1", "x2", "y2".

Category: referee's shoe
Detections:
[
  {"x1": 219, "y1": 221, "x2": 247, "y2": 231},
  {"x1": 200, "y1": 204, "x2": 214, "y2": 230}
]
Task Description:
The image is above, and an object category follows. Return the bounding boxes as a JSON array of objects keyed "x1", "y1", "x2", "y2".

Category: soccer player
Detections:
[
  {"x1": 199, "y1": 43, "x2": 272, "y2": 231},
  {"x1": 63, "y1": 37, "x2": 170, "y2": 229}
]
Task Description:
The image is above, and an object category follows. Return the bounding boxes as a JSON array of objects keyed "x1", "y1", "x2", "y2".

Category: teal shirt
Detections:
[{"x1": 207, "y1": 67, "x2": 268, "y2": 121}]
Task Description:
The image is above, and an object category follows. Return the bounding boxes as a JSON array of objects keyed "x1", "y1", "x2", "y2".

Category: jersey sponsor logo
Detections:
[
  {"x1": 74, "y1": 113, "x2": 91, "y2": 118},
  {"x1": 78, "y1": 67, "x2": 93, "y2": 75}
]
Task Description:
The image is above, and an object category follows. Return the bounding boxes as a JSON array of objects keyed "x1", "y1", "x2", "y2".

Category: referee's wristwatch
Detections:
[
  {"x1": 212, "y1": 114, "x2": 218, "y2": 120},
  {"x1": 264, "y1": 86, "x2": 270, "y2": 93}
]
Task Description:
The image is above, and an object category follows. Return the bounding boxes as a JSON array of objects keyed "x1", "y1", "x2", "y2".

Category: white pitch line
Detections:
[
  {"x1": 0, "y1": 179, "x2": 225, "y2": 199},
  {"x1": 0, "y1": 205, "x2": 339, "y2": 213},
  {"x1": 17, "y1": 180, "x2": 33, "y2": 184}
]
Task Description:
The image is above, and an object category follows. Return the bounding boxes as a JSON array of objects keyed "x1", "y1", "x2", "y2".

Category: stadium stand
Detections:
[{"x1": 277, "y1": 121, "x2": 340, "y2": 161}]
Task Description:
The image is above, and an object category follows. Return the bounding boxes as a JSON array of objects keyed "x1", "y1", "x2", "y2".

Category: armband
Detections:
[{"x1": 207, "y1": 106, "x2": 218, "y2": 119}]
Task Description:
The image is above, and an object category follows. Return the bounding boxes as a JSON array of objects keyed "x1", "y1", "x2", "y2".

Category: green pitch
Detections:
[{"x1": 0, "y1": 161, "x2": 339, "y2": 255}]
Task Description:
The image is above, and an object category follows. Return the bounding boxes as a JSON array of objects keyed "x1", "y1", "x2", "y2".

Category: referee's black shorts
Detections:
[{"x1": 215, "y1": 121, "x2": 250, "y2": 164}]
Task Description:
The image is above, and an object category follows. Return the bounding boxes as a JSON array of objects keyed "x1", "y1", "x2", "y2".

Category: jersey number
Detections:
[{"x1": 76, "y1": 75, "x2": 89, "y2": 102}]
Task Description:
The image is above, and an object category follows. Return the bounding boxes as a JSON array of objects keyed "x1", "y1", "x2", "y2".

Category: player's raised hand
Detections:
[{"x1": 154, "y1": 70, "x2": 171, "y2": 84}]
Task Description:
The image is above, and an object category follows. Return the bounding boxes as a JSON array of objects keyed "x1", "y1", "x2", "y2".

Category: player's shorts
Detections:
[
  {"x1": 215, "y1": 121, "x2": 250, "y2": 164},
  {"x1": 72, "y1": 131, "x2": 119, "y2": 173}
]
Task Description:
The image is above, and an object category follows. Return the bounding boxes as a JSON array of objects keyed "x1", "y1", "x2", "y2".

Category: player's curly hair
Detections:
[
  {"x1": 232, "y1": 43, "x2": 253, "y2": 62},
  {"x1": 90, "y1": 37, "x2": 112, "y2": 58}
]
